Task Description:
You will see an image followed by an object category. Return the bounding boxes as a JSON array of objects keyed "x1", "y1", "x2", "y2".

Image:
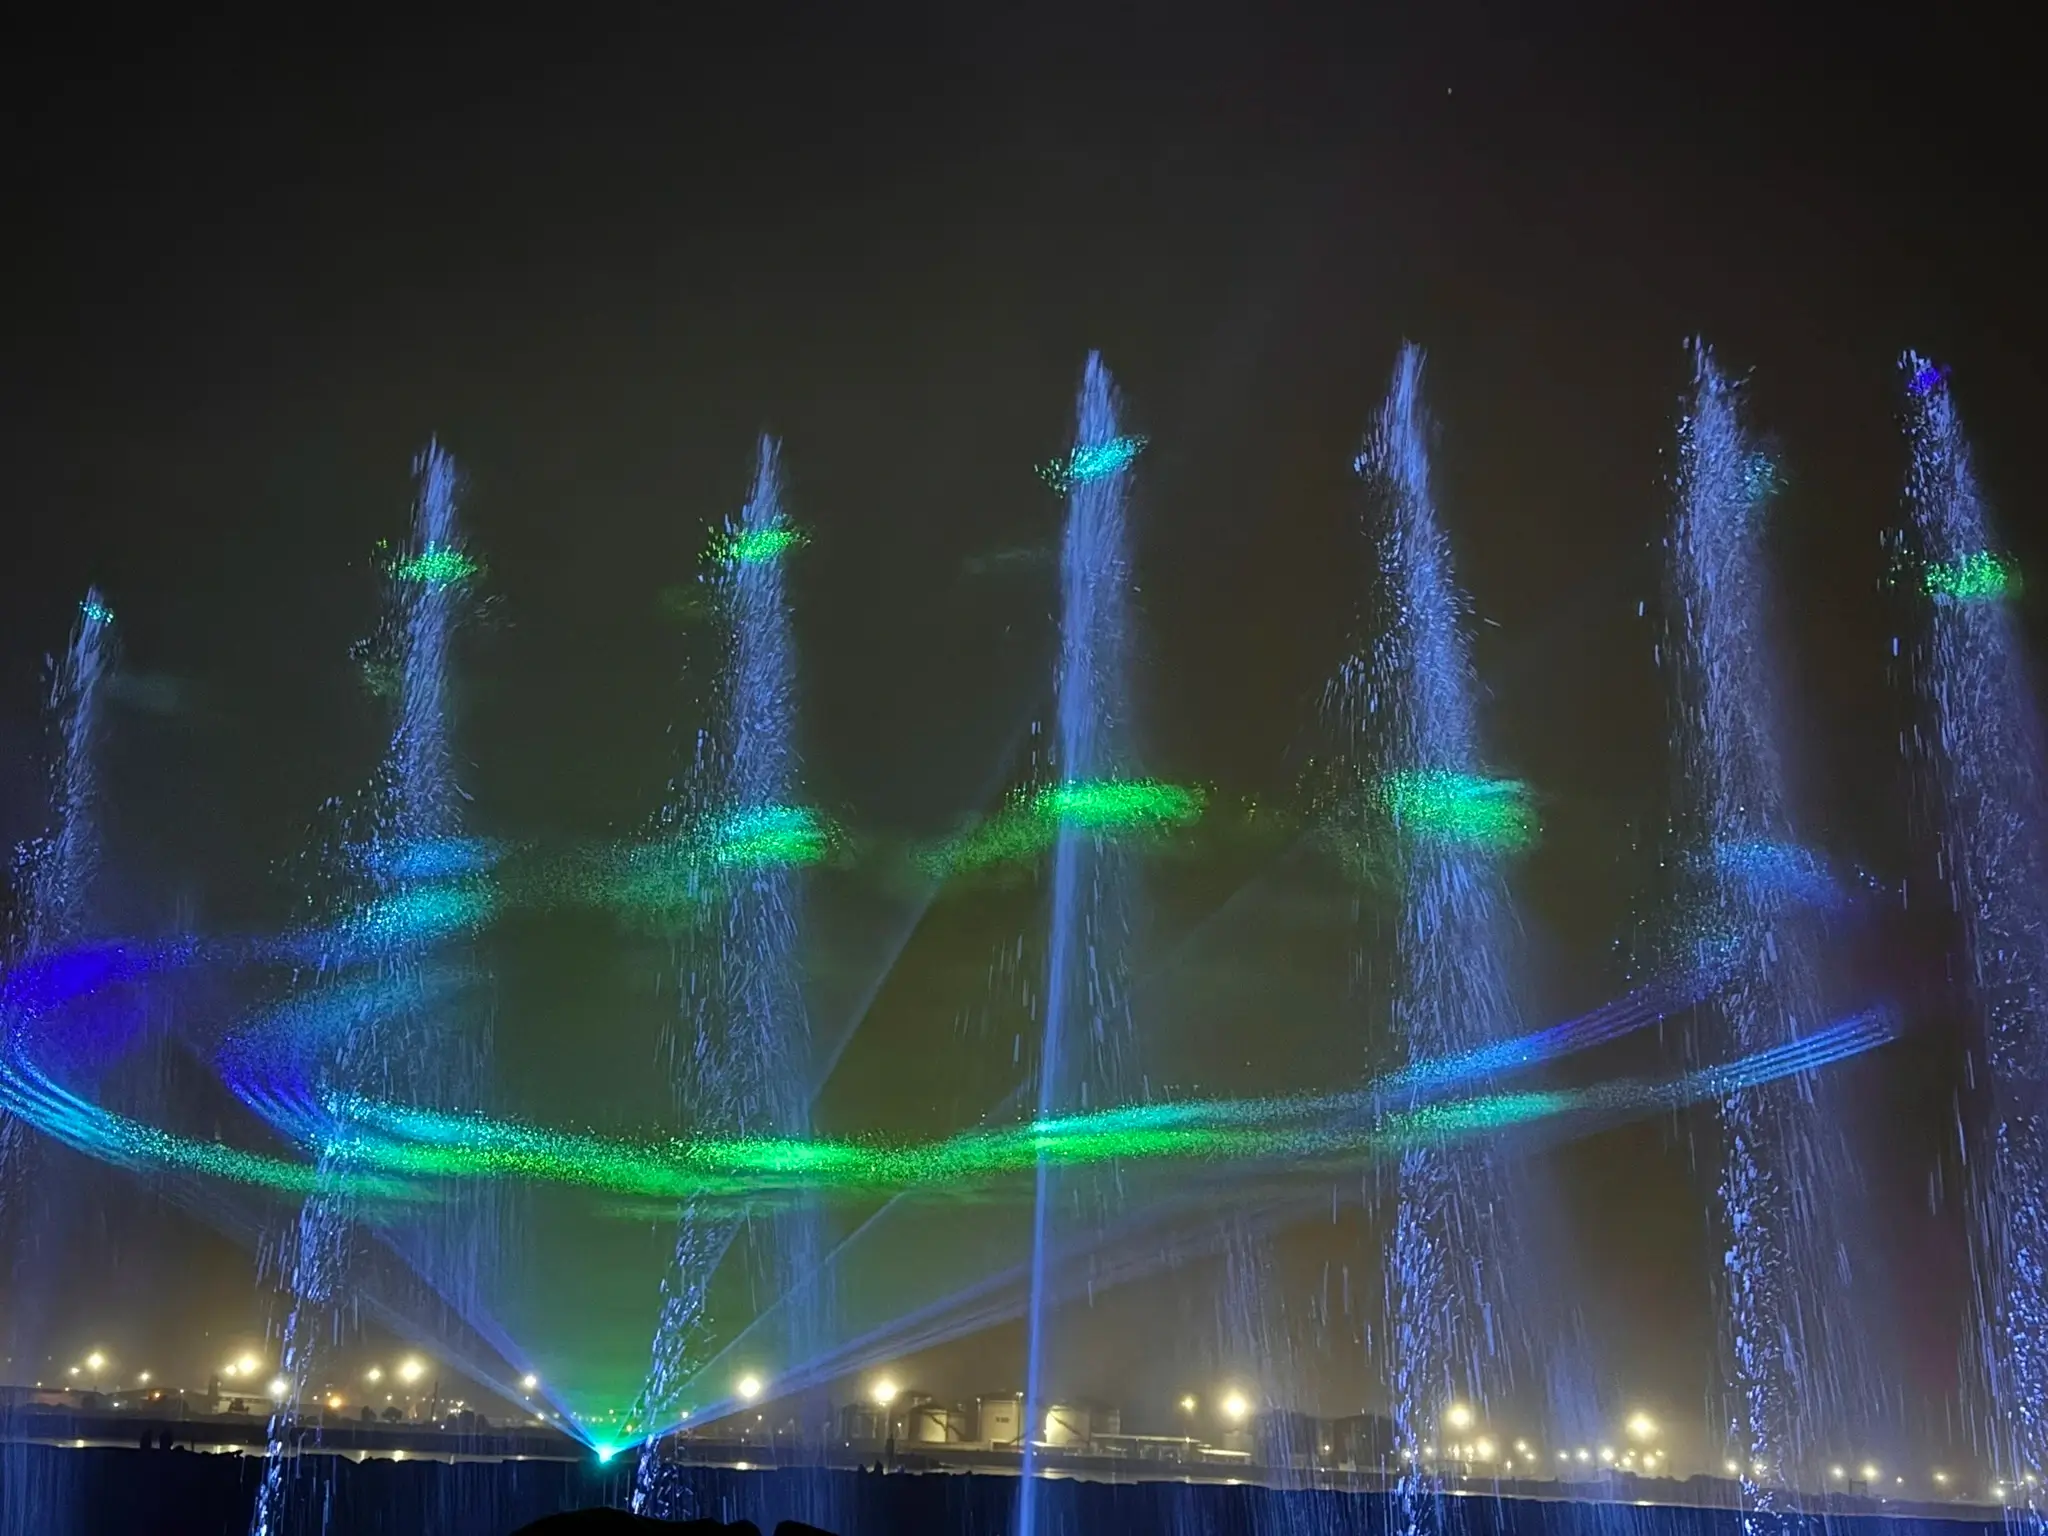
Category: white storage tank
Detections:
[
  {"x1": 1043, "y1": 1403, "x2": 1090, "y2": 1448},
  {"x1": 977, "y1": 1393, "x2": 1023, "y2": 1446},
  {"x1": 907, "y1": 1403, "x2": 962, "y2": 1443}
]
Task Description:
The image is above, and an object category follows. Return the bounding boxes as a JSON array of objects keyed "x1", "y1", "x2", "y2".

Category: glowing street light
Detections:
[
  {"x1": 521, "y1": 1373, "x2": 539, "y2": 1392},
  {"x1": 1934, "y1": 1471, "x2": 1950, "y2": 1486},
  {"x1": 1599, "y1": 1447, "x2": 1615, "y2": 1465},
  {"x1": 1179, "y1": 1395, "x2": 1197, "y2": 1414},
  {"x1": 1625, "y1": 1412, "x2": 1656, "y2": 1441},
  {"x1": 1222, "y1": 1391, "x2": 1250, "y2": 1424},
  {"x1": 267, "y1": 1377, "x2": 291, "y2": 1401},
  {"x1": 1575, "y1": 1449, "x2": 1591, "y2": 1464},
  {"x1": 1861, "y1": 1463, "x2": 1880, "y2": 1481},
  {"x1": 737, "y1": 1374, "x2": 763, "y2": 1402},
  {"x1": 366, "y1": 1367, "x2": 384, "y2": 1384},
  {"x1": 136, "y1": 1372, "x2": 151, "y2": 1385},
  {"x1": 326, "y1": 1395, "x2": 345, "y2": 1411},
  {"x1": 871, "y1": 1379, "x2": 898, "y2": 1407},
  {"x1": 398, "y1": 1358, "x2": 426, "y2": 1385},
  {"x1": 85, "y1": 1352, "x2": 107, "y2": 1375},
  {"x1": 1473, "y1": 1438, "x2": 1496, "y2": 1462},
  {"x1": 1830, "y1": 1466, "x2": 1846, "y2": 1481},
  {"x1": 1444, "y1": 1403, "x2": 1474, "y2": 1431}
]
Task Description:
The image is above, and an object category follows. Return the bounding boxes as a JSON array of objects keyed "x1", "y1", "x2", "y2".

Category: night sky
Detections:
[{"x1": 3, "y1": 1, "x2": 2041, "y2": 1475}]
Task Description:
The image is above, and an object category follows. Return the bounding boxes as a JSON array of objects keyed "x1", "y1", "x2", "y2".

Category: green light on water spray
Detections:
[
  {"x1": 923, "y1": 777, "x2": 1205, "y2": 877},
  {"x1": 1379, "y1": 770, "x2": 1535, "y2": 851},
  {"x1": 709, "y1": 520, "x2": 807, "y2": 567},
  {"x1": 79, "y1": 598, "x2": 114, "y2": 626},
  {"x1": 1925, "y1": 551, "x2": 2019, "y2": 603},
  {"x1": 1037, "y1": 434, "x2": 1149, "y2": 491},
  {"x1": 392, "y1": 543, "x2": 480, "y2": 588},
  {"x1": 705, "y1": 805, "x2": 832, "y2": 868}
]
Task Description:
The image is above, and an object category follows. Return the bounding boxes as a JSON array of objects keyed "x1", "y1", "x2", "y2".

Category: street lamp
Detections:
[
  {"x1": 1625, "y1": 1412, "x2": 1656, "y2": 1441},
  {"x1": 1861, "y1": 1463, "x2": 1880, "y2": 1482},
  {"x1": 1444, "y1": 1403, "x2": 1474, "y2": 1431},
  {"x1": 366, "y1": 1367, "x2": 383, "y2": 1384},
  {"x1": 85, "y1": 1352, "x2": 107, "y2": 1375},
  {"x1": 871, "y1": 1379, "x2": 898, "y2": 1407},
  {"x1": 521, "y1": 1373, "x2": 539, "y2": 1392},
  {"x1": 737, "y1": 1374, "x2": 763, "y2": 1402},
  {"x1": 398, "y1": 1358, "x2": 426, "y2": 1385},
  {"x1": 1222, "y1": 1391, "x2": 1250, "y2": 1424},
  {"x1": 1179, "y1": 1395, "x2": 1197, "y2": 1414},
  {"x1": 268, "y1": 1377, "x2": 290, "y2": 1401},
  {"x1": 1830, "y1": 1466, "x2": 1845, "y2": 1481}
]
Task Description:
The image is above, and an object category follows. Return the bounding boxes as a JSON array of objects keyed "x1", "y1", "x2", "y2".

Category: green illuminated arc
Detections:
[{"x1": 322, "y1": 1077, "x2": 1588, "y2": 1205}]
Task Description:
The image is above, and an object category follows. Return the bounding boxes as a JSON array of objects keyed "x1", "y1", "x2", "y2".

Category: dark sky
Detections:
[{"x1": 2, "y1": 0, "x2": 2041, "y2": 1474}]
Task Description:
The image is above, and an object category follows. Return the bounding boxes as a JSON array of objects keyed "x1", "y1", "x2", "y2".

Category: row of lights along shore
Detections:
[{"x1": 35, "y1": 1355, "x2": 2012, "y2": 1496}]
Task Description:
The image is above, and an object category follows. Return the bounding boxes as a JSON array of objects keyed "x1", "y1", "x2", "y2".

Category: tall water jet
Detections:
[
  {"x1": 0, "y1": 593, "x2": 113, "y2": 1536},
  {"x1": 1667, "y1": 342, "x2": 1867, "y2": 1518},
  {"x1": 1339, "y1": 344, "x2": 1523, "y2": 1536},
  {"x1": 637, "y1": 436, "x2": 818, "y2": 1516},
  {"x1": 1018, "y1": 354, "x2": 1143, "y2": 1535},
  {"x1": 1896, "y1": 352, "x2": 2048, "y2": 1521},
  {"x1": 4, "y1": 591, "x2": 115, "y2": 1185},
  {"x1": 251, "y1": 442, "x2": 479, "y2": 1536}
]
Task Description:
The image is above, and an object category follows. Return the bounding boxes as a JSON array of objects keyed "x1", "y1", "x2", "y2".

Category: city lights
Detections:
[
  {"x1": 136, "y1": 1372, "x2": 150, "y2": 1385},
  {"x1": 1725, "y1": 1460, "x2": 1741, "y2": 1475},
  {"x1": 398, "y1": 1358, "x2": 426, "y2": 1385},
  {"x1": 520, "y1": 1373, "x2": 539, "y2": 1392},
  {"x1": 871, "y1": 1379, "x2": 898, "y2": 1407},
  {"x1": 1831, "y1": 1466, "x2": 1845, "y2": 1480},
  {"x1": 326, "y1": 1395, "x2": 344, "y2": 1411},
  {"x1": 366, "y1": 1367, "x2": 383, "y2": 1384},
  {"x1": 267, "y1": 1377, "x2": 290, "y2": 1400},
  {"x1": 1861, "y1": 1463, "x2": 1880, "y2": 1481},
  {"x1": 1625, "y1": 1412, "x2": 1657, "y2": 1441},
  {"x1": 1444, "y1": 1402, "x2": 1474, "y2": 1430},
  {"x1": 84, "y1": 1352, "x2": 106, "y2": 1374},
  {"x1": 737, "y1": 1374, "x2": 763, "y2": 1402},
  {"x1": 1179, "y1": 1395, "x2": 1197, "y2": 1414},
  {"x1": 1222, "y1": 1391, "x2": 1250, "y2": 1423}
]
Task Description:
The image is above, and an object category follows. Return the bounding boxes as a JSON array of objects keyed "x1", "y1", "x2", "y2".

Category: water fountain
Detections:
[
  {"x1": 251, "y1": 441, "x2": 481, "y2": 1536},
  {"x1": 1018, "y1": 352, "x2": 1145, "y2": 1536},
  {"x1": 636, "y1": 435, "x2": 820, "y2": 1519},
  {"x1": 1335, "y1": 344, "x2": 1526, "y2": 1536},
  {"x1": 1896, "y1": 351, "x2": 2048, "y2": 1521},
  {"x1": 1666, "y1": 342, "x2": 1878, "y2": 1517}
]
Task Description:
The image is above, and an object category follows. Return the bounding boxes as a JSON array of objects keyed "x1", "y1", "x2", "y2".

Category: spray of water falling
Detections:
[
  {"x1": 1338, "y1": 344, "x2": 1523, "y2": 1536},
  {"x1": 251, "y1": 443, "x2": 477, "y2": 1536},
  {"x1": 1667, "y1": 342, "x2": 1877, "y2": 1520},
  {"x1": 4, "y1": 594, "x2": 116, "y2": 1180},
  {"x1": 1018, "y1": 353, "x2": 1142, "y2": 1536},
  {"x1": 1896, "y1": 352, "x2": 2048, "y2": 1523},
  {"x1": 636, "y1": 436, "x2": 818, "y2": 1518}
]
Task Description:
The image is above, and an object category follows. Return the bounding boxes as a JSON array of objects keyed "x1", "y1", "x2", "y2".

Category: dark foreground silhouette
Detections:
[
  {"x1": 510, "y1": 1513, "x2": 837, "y2": 1536},
  {"x1": 0, "y1": 1445, "x2": 2001, "y2": 1534}
]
